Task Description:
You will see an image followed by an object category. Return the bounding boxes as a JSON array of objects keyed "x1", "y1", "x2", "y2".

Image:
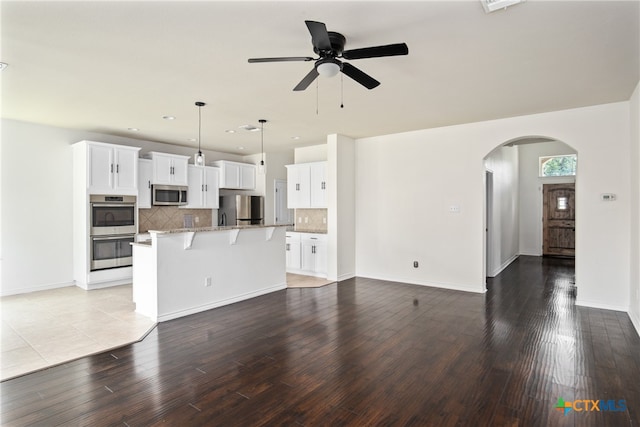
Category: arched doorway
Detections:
[{"x1": 483, "y1": 136, "x2": 578, "y2": 280}]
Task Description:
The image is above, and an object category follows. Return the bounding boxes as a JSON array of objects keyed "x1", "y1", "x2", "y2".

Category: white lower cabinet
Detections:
[
  {"x1": 286, "y1": 232, "x2": 327, "y2": 277},
  {"x1": 285, "y1": 233, "x2": 301, "y2": 271}
]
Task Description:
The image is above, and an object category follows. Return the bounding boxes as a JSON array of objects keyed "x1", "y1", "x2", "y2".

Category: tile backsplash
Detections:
[
  {"x1": 294, "y1": 208, "x2": 328, "y2": 233},
  {"x1": 139, "y1": 206, "x2": 213, "y2": 232}
]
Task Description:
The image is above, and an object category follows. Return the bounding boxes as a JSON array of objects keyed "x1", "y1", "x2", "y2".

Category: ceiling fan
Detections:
[{"x1": 248, "y1": 20, "x2": 409, "y2": 91}]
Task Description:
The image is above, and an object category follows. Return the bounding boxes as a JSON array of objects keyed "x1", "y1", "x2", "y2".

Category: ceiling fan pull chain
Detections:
[
  {"x1": 340, "y1": 73, "x2": 344, "y2": 109},
  {"x1": 316, "y1": 78, "x2": 319, "y2": 115}
]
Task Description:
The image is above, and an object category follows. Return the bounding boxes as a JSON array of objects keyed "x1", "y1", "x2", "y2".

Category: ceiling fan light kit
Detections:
[
  {"x1": 248, "y1": 20, "x2": 408, "y2": 91},
  {"x1": 316, "y1": 58, "x2": 341, "y2": 77}
]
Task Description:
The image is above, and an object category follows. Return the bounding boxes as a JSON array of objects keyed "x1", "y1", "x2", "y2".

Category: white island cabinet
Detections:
[{"x1": 132, "y1": 225, "x2": 287, "y2": 322}]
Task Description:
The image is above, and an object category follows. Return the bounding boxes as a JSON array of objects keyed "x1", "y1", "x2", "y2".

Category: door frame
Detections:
[{"x1": 274, "y1": 179, "x2": 291, "y2": 225}]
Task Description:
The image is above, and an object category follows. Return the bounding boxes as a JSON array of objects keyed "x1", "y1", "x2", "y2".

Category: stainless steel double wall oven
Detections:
[{"x1": 89, "y1": 195, "x2": 136, "y2": 271}]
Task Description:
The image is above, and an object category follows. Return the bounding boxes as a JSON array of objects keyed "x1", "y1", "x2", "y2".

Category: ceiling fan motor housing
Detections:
[{"x1": 314, "y1": 31, "x2": 346, "y2": 57}]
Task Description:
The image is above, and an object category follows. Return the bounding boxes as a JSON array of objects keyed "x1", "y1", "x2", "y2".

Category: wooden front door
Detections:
[{"x1": 543, "y1": 183, "x2": 575, "y2": 257}]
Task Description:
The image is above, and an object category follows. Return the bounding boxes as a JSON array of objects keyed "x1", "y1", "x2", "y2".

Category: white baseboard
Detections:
[
  {"x1": 357, "y1": 274, "x2": 486, "y2": 294},
  {"x1": 337, "y1": 272, "x2": 355, "y2": 282},
  {"x1": 519, "y1": 251, "x2": 542, "y2": 257},
  {"x1": 575, "y1": 299, "x2": 628, "y2": 312},
  {"x1": 487, "y1": 254, "x2": 519, "y2": 278},
  {"x1": 628, "y1": 309, "x2": 640, "y2": 338},
  {"x1": 0, "y1": 281, "x2": 74, "y2": 297},
  {"x1": 157, "y1": 282, "x2": 287, "y2": 323}
]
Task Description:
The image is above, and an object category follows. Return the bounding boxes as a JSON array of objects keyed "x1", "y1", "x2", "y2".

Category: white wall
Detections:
[
  {"x1": 294, "y1": 144, "x2": 327, "y2": 163},
  {"x1": 327, "y1": 134, "x2": 356, "y2": 282},
  {"x1": 356, "y1": 102, "x2": 631, "y2": 309},
  {"x1": 518, "y1": 141, "x2": 576, "y2": 256},
  {"x1": 484, "y1": 145, "x2": 519, "y2": 277},
  {"x1": 630, "y1": 82, "x2": 640, "y2": 334},
  {"x1": 1, "y1": 119, "x2": 243, "y2": 296}
]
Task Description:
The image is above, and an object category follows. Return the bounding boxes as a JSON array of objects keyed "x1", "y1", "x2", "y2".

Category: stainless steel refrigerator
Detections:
[{"x1": 218, "y1": 195, "x2": 264, "y2": 226}]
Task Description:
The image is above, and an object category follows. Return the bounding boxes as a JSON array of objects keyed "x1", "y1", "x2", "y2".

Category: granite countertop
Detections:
[
  {"x1": 291, "y1": 230, "x2": 328, "y2": 234},
  {"x1": 148, "y1": 224, "x2": 290, "y2": 234}
]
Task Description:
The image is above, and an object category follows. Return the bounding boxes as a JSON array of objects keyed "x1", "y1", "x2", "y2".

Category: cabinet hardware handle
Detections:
[
  {"x1": 116, "y1": 164, "x2": 119, "y2": 173},
  {"x1": 202, "y1": 184, "x2": 204, "y2": 191},
  {"x1": 110, "y1": 164, "x2": 114, "y2": 173},
  {"x1": 205, "y1": 185, "x2": 208, "y2": 191},
  {"x1": 148, "y1": 181, "x2": 151, "y2": 189},
  {"x1": 286, "y1": 243, "x2": 290, "y2": 251}
]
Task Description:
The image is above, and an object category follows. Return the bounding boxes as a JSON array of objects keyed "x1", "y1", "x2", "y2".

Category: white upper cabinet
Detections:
[
  {"x1": 148, "y1": 152, "x2": 189, "y2": 186},
  {"x1": 212, "y1": 160, "x2": 256, "y2": 190},
  {"x1": 83, "y1": 141, "x2": 140, "y2": 195},
  {"x1": 138, "y1": 159, "x2": 153, "y2": 208},
  {"x1": 183, "y1": 165, "x2": 220, "y2": 209},
  {"x1": 309, "y1": 162, "x2": 327, "y2": 208},
  {"x1": 286, "y1": 162, "x2": 327, "y2": 209}
]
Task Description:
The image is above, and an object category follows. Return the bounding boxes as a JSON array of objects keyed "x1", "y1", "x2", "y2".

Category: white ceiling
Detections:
[{"x1": 1, "y1": 1, "x2": 639, "y2": 155}]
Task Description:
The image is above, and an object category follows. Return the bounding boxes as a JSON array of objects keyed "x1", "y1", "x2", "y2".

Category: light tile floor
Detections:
[
  {"x1": 1, "y1": 285, "x2": 155, "y2": 381},
  {"x1": 286, "y1": 273, "x2": 335, "y2": 288}
]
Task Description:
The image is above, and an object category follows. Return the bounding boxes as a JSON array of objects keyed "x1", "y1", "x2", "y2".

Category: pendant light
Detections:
[
  {"x1": 194, "y1": 101, "x2": 206, "y2": 167},
  {"x1": 258, "y1": 119, "x2": 267, "y2": 175}
]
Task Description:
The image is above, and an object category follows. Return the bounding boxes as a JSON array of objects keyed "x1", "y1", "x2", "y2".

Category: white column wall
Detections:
[
  {"x1": 629, "y1": 82, "x2": 640, "y2": 334},
  {"x1": 327, "y1": 134, "x2": 356, "y2": 282}
]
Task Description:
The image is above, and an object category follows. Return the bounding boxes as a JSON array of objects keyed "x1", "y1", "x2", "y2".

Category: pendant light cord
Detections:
[{"x1": 198, "y1": 105, "x2": 202, "y2": 154}]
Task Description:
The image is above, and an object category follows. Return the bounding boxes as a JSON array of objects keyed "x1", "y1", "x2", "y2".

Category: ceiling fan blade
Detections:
[
  {"x1": 341, "y1": 62, "x2": 380, "y2": 90},
  {"x1": 342, "y1": 43, "x2": 409, "y2": 60},
  {"x1": 293, "y1": 67, "x2": 320, "y2": 91},
  {"x1": 305, "y1": 20, "x2": 332, "y2": 52},
  {"x1": 248, "y1": 57, "x2": 314, "y2": 63}
]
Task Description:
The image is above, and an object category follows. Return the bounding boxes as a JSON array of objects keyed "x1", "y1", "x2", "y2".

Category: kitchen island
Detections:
[{"x1": 132, "y1": 225, "x2": 287, "y2": 322}]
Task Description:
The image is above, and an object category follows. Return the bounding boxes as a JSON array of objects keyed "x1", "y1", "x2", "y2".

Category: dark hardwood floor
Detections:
[{"x1": 2, "y1": 256, "x2": 640, "y2": 426}]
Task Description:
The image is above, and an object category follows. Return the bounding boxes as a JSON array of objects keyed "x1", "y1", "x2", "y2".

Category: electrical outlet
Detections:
[
  {"x1": 304, "y1": 217, "x2": 309, "y2": 223},
  {"x1": 449, "y1": 205, "x2": 460, "y2": 213},
  {"x1": 298, "y1": 217, "x2": 302, "y2": 223},
  {"x1": 323, "y1": 217, "x2": 327, "y2": 224},
  {"x1": 205, "y1": 277, "x2": 212, "y2": 287},
  {"x1": 195, "y1": 216, "x2": 200, "y2": 223}
]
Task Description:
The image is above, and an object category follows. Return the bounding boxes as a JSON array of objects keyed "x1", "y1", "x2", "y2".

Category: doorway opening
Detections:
[{"x1": 483, "y1": 136, "x2": 577, "y2": 282}]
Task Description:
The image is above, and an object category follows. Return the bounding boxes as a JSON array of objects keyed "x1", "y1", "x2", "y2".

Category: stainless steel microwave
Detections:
[{"x1": 152, "y1": 185, "x2": 188, "y2": 206}]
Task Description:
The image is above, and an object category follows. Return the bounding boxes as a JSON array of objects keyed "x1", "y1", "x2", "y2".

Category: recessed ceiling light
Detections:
[
  {"x1": 480, "y1": 0, "x2": 524, "y2": 13},
  {"x1": 162, "y1": 115, "x2": 176, "y2": 120},
  {"x1": 239, "y1": 124, "x2": 260, "y2": 132},
  {"x1": 237, "y1": 146, "x2": 245, "y2": 150},
  {"x1": 0, "y1": 62, "x2": 8, "y2": 71},
  {"x1": 187, "y1": 138, "x2": 196, "y2": 142},
  {"x1": 291, "y1": 136, "x2": 300, "y2": 140},
  {"x1": 127, "y1": 127, "x2": 139, "y2": 132},
  {"x1": 225, "y1": 130, "x2": 236, "y2": 134}
]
